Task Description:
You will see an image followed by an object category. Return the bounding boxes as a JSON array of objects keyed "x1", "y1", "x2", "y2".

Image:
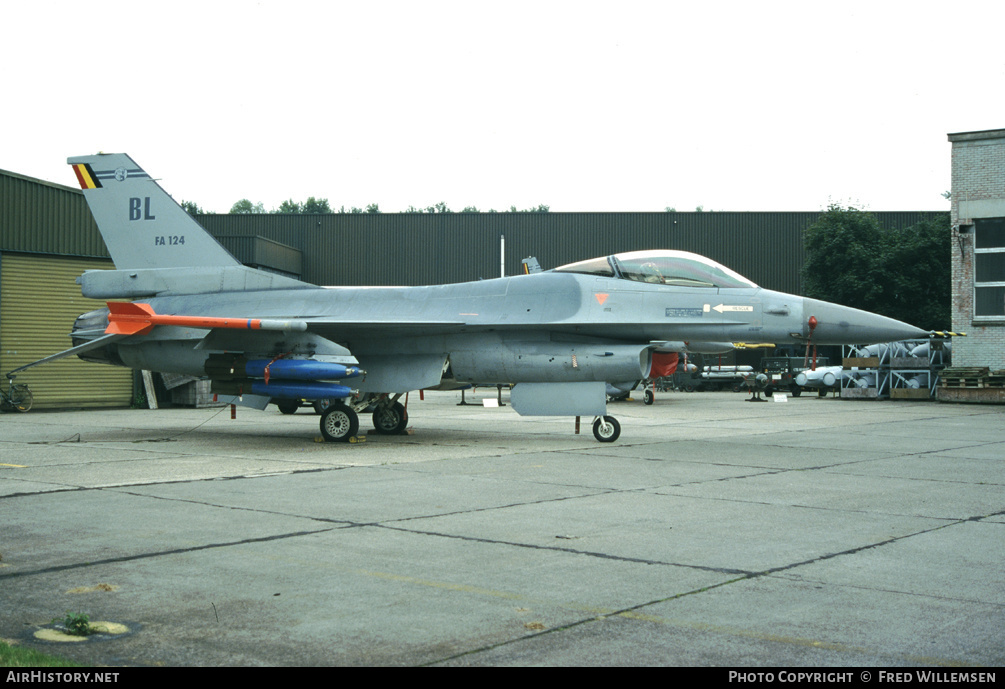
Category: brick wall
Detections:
[{"x1": 948, "y1": 129, "x2": 1005, "y2": 369}]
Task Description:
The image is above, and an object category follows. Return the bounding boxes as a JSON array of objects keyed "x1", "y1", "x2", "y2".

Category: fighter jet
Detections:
[{"x1": 12, "y1": 153, "x2": 928, "y2": 443}]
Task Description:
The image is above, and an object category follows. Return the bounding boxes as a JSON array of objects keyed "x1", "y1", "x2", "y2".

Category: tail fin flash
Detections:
[{"x1": 67, "y1": 153, "x2": 241, "y2": 270}]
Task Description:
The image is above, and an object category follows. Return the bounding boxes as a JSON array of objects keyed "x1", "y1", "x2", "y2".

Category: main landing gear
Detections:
[
  {"x1": 320, "y1": 401, "x2": 359, "y2": 442},
  {"x1": 371, "y1": 400, "x2": 408, "y2": 435},
  {"x1": 319, "y1": 395, "x2": 408, "y2": 442}
]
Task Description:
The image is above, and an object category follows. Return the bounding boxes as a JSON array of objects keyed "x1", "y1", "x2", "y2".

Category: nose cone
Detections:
[{"x1": 803, "y1": 298, "x2": 928, "y2": 344}]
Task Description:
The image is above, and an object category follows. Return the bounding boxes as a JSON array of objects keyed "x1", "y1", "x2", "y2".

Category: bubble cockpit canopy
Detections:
[{"x1": 552, "y1": 250, "x2": 758, "y2": 289}]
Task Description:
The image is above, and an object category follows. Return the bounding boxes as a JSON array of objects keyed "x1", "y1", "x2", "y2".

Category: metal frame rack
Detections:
[{"x1": 840, "y1": 338, "x2": 949, "y2": 400}]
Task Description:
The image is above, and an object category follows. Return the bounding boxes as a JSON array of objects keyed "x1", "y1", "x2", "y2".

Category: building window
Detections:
[{"x1": 975, "y1": 218, "x2": 1005, "y2": 319}]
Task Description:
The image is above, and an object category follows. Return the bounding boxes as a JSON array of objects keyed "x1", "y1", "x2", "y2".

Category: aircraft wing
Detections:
[{"x1": 298, "y1": 319, "x2": 730, "y2": 349}]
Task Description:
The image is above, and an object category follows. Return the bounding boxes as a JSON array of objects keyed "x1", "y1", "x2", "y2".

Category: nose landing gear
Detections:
[{"x1": 592, "y1": 415, "x2": 621, "y2": 442}]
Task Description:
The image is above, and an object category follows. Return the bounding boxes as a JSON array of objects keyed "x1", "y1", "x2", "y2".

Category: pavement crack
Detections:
[
  {"x1": 374, "y1": 522, "x2": 752, "y2": 576},
  {"x1": 425, "y1": 574, "x2": 749, "y2": 666},
  {"x1": 0, "y1": 528, "x2": 336, "y2": 581}
]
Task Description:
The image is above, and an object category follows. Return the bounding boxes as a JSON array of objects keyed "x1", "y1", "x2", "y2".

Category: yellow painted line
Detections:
[{"x1": 0, "y1": 463, "x2": 27, "y2": 468}]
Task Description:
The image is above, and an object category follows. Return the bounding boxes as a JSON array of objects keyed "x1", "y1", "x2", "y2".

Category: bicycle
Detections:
[{"x1": 1, "y1": 375, "x2": 33, "y2": 412}]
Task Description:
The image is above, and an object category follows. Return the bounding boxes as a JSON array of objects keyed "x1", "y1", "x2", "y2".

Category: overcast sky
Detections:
[{"x1": 4, "y1": 0, "x2": 1002, "y2": 214}]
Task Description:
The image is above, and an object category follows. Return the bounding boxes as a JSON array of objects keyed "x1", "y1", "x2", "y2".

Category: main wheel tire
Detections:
[
  {"x1": 372, "y1": 401, "x2": 408, "y2": 434},
  {"x1": 592, "y1": 416, "x2": 621, "y2": 443},
  {"x1": 643, "y1": 389, "x2": 654, "y2": 405},
  {"x1": 277, "y1": 399, "x2": 301, "y2": 415},
  {"x1": 9, "y1": 386, "x2": 32, "y2": 412},
  {"x1": 320, "y1": 403, "x2": 359, "y2": 442}
]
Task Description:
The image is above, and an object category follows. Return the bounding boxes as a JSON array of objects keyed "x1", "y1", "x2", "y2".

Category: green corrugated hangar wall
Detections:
[
  {"x1": 0, "y1": 253, "x2": 132, "y2": 408},
  {"x1": 0, "y1": 169, "x2": 132, "y2": 409}
]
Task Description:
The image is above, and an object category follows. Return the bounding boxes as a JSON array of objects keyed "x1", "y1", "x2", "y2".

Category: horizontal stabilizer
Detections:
[{"x1": 78, "y1": 266, "x2": 312, "y2": 299}]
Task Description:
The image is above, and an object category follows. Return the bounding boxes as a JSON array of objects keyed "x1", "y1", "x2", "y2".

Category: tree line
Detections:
[
  {"x1": 180, "y1": 199, "x2": 550, "y2": 214},
  {"x1": 801, "y1": 205, "x2": 950, "y2": 331}
]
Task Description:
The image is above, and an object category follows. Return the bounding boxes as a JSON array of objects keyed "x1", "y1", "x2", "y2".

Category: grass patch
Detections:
[
  {"x1": 0, "y1": 640, "x2": 83, "y2": 667},
  {"x1": 58, "y1": 613, "x2": 92, "y2": 637}
]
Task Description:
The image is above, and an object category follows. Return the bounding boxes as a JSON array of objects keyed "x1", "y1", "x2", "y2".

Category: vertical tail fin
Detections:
[{"x1": 67, "y1": 153, "x2": 241, "y2": 270}]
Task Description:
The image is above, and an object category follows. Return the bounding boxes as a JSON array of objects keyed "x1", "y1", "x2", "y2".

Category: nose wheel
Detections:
[{"x1": 592, "y1": 415, "x2": 621, "y2": 442}]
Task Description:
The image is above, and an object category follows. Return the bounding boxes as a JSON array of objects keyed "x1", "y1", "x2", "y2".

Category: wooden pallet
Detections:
[{"x1": 940, "y1": 366, "x2": 996, "y2": 388}]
